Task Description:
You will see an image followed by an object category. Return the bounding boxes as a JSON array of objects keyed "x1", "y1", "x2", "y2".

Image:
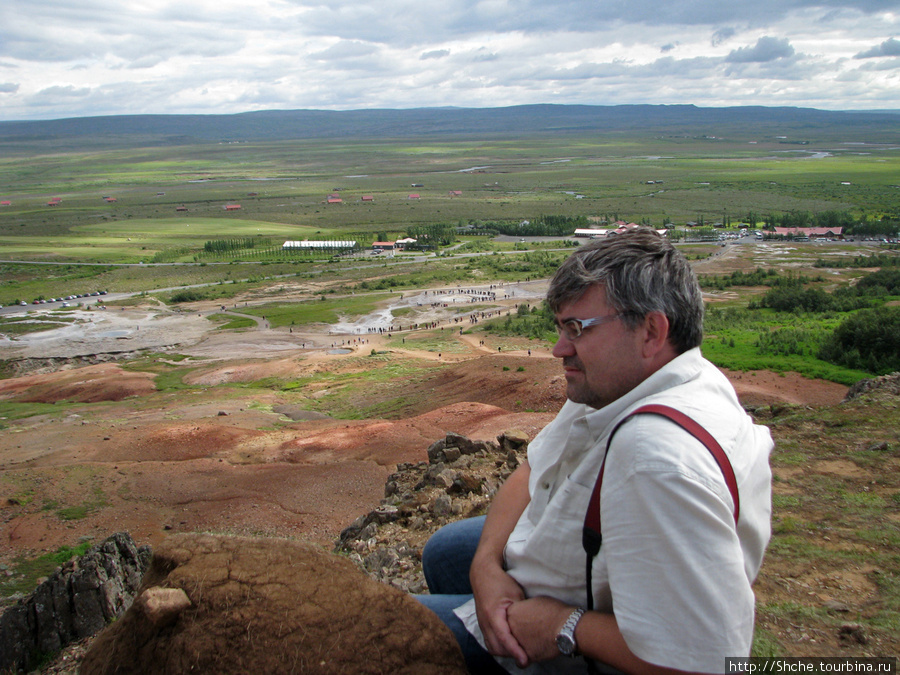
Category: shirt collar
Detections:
[{"x1": 578, "y1": 347, "x2": 704, "y2": 442}]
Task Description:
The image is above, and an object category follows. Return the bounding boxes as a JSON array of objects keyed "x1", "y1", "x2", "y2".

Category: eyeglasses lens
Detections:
[{"x1": 557, "y1": 320, "x2": 582, "y2": 340}]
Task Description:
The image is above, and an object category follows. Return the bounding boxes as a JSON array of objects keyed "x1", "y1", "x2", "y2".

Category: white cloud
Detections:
[
  {"x1": 726, "y1": 37, "x2": 796, "y2": 63},
  {"x1": 711, "y1": 28, "x2": 736, "y2": 47},
  {"x1": 0, "y1": 0, "x2": 899, "y2": 120},
  {"x1": 311, "y1": 41, "x2": 380, "y2": 61},
  {"x1": 855, "y1": 37, "x2": 900, "y2": 58}
]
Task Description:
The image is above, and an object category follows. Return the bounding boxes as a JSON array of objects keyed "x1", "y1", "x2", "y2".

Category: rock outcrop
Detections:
[
  {"x1": 79, "y1": 533, "x2": 467, "y2": 675},
  {"x1": 843, "y1": 371, "x2": 900, "y2": 402},
  {"x1": 0, "y1": 532, "x2": 151, "y2": 674},
  {"x1": 336, "y1": 430, "x2": 529, "y2": 592}
]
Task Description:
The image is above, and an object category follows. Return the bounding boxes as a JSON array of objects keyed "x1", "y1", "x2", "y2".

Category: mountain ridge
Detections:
[{"x1": 1, "y1": 104, "x2": 897, "y2": 147}]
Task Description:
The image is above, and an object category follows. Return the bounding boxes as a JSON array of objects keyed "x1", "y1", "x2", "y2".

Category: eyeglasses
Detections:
[{"x1": 555, "y1": 314, "x2": 622, "y2": 341}]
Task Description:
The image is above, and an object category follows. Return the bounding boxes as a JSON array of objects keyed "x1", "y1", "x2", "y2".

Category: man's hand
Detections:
[
  {"x1": 468, "y1": 462, "x2": 533, "y2": 667},
  {"x1": 471, "y1": 561, "x2": 530, "y2": 667},
  {"x1": 507, "y1": 596, "x2": 574, "y2": 663}
]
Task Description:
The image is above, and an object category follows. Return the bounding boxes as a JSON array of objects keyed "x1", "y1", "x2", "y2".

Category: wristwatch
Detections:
[{"x1": 555, "y1": 607, "x2": 586, "y2": 656}]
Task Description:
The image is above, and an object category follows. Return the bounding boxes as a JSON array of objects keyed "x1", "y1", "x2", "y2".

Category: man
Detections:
[{"x1": 418, "y1": 228, "x2": 772, "y2": 674}]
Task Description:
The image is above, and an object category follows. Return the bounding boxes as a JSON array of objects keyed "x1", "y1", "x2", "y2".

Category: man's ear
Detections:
[{"x1": 641, "y1": 311, "x2": 671, "y2": 359}]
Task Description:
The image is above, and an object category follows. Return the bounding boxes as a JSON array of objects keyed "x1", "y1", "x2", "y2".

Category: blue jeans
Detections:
[
  {"x1": 417, "y1": 518, "x2": 625, "y2": 675},
  {"x1": 416, "y1": 516, "x2": 507, "y2": 674}
]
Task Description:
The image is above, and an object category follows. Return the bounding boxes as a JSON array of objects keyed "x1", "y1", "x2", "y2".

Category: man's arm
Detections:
[
  {"x1": 507, "y1": 598, "x2": 710, "y2": 675},
  {"x1": 469, "y1": 461, "x2": 532, "y2": 667}
]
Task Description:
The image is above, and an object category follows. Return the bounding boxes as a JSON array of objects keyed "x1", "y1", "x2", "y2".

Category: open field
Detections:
[{"x1": 1, "y1": 131, "x2": 898, "y2": 266}]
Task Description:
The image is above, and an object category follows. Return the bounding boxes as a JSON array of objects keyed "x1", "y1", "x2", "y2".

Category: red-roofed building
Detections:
[
  {"x1": 0, "y1": 201, "x2": 11, "y2": 206},
  {"x1": 176, "y1": 206, "x2": 188, "y2": 212},
  {"x1": 327, "y1": 194, "x2": 343, "y2": 204},
  {"x1": 449, "y1": 190, "x2": 462, "y2": 197},
  {"x1": 361, "y1": 195, "x2": 374, "y2": 202},
  {"x1": 773, "y1": 227, "x2": 843, "y2": 240},
  {"x1": 408, "y1": 193, "x2": 420, "y2": 200},
  {"x1": 224, "y1": 204, "x2": 242, "y2": 211}
]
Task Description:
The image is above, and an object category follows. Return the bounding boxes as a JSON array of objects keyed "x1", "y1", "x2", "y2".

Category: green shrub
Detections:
[{"x1": 818, "y1": 306, "x2": 900, "y2": 374}]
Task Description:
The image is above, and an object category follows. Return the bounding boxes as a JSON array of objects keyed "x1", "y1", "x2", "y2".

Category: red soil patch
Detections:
[
  {"x1": 0, "y1": 363, "x2": 155, "y2": 403},
  {"x1": 722, "y1": 368, "x2": 847, "y2": 407}
]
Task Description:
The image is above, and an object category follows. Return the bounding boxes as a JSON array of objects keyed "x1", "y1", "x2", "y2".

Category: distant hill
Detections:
[{"x1": 0, "y1": 104, "x2": 897, "y2": 149}]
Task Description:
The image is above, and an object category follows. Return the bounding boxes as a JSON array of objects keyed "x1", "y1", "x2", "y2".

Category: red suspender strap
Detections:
[
  {"x1": 633, "y1": 404, "x2": 740, "y2": 523},
  {"x1": 582, "y1": 404, "x2": 740, "y2": 611}
]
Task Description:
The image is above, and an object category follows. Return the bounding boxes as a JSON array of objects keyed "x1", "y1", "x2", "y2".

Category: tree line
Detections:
[{"x1": 758, "y1": 210, "x2": 898, "y2": 237}]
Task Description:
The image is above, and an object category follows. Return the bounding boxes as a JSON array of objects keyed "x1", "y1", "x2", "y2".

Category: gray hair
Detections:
[{"x1": 546, "y1": 228, "x2": 704, "y2": 352}]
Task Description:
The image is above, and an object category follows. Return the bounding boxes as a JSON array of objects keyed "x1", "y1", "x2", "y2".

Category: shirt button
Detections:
[{"x1": 542, "y1": 482, "x2": 550, "y2": 490}]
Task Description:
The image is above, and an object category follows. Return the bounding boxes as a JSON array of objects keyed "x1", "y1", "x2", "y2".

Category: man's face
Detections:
[{"x1": 551, "y1": 285, "x2": 646, "y2": 409}]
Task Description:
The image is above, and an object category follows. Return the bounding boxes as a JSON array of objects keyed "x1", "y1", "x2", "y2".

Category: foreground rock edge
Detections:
[{"x1": 1, "y1": 430, "x2": 526, "y2": 673}]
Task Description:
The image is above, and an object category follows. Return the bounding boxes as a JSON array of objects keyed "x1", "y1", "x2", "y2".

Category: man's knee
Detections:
[
  {"x1": 424, "y1": 515, "x2": 485, "y2": 561},
  {"x1": 422, "y1": 516, "x2": 485, "y2": 595}
]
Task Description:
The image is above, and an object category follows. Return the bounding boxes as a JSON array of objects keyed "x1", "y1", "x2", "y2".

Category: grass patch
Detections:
[
  {"x1": 750, "y1": 627, "x2": 784, "y2": 657},
  {"x1": 0, "y1": 541, "x2": 95, "y2": 598},
  {"x1": 702, "y1": 306, "x2": 874, "y2": 385},
  {"x1": 0, "y1": 400, "x2": 72, "y2": 421},
  {"x1": 401, "y1": 334, "x2": 469, "y2": 354},
  {"x1": 0, "y1": 317, "x2": 71, "y2": 336},
  {"x1": 152, "y1": 368, "x2": 196, "y2": 391},
  {"x1": 207, "y1": 313, "x2": 257, "y2": 330},
  {"x1": 771, "y1": 494, "x2": 802, "y2": 509},
  {"x1": 239, "y1": 293, "x2": 391, "y2": 327},
  {"x1": 840, "y1": 490, "x2": 888, "y2": 509}
]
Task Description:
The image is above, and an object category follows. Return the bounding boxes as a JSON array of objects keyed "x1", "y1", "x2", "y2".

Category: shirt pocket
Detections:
[{"x1": 506, "y1": 475, "x2": 595, "y2": 595}]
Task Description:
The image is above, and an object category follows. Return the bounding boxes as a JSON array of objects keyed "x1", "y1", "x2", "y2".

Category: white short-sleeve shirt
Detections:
[{"x1": 455, "y1": 348, "x2": 773, "y2": 674}]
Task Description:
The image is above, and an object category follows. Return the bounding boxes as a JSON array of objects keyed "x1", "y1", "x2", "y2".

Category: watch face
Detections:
[{"x1": 556, "y1": 633, "x2": 576, "y2": 655}]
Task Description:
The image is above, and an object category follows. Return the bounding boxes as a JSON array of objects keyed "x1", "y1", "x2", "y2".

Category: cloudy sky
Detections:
[{"x1": 1, "y1": 0, "x2": 899, "y2": 122}]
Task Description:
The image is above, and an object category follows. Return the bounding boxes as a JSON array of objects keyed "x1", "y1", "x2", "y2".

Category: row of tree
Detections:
[{"x1": 203, "y1": 237, "x2": 259, "y2": 253}]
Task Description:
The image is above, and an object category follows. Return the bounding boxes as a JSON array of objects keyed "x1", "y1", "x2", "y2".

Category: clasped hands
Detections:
[{"x1": 473, "y1": 566, "x2": 575, "y2": 669}]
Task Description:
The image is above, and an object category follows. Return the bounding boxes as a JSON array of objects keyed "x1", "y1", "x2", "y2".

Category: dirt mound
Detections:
[
  {"x1": 117, "y1": 424, "x2": 267, "y2": 463},
  {"x1": 395, "y1": 353, "x2": 847, "y2": 412},
  {"x1": 0, "y1": 353, "x2": 849, "y2": 564},
  {"x1": 80, "y1": 533, "x2": 466, "y2": 675},
  {"x1": 722, "y1": 368, "x2": 848, "y2": 408},
  {"x1": 393, "y1": 354, "x2": 567, "y2": 415},
  {"x1": 275, "y1": 402, "x2": 556, "y2": 467},
  {"x1": 183, "y1": 357, "x2": 309, "y2": 386},
  {"x1": 0, "y1": 363, "x2": 156, "y2": 403}
]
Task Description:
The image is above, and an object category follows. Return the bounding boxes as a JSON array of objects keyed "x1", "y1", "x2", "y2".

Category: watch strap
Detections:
[{"x1": 556, "y1": 607, "x2": 586, "y2": 655}]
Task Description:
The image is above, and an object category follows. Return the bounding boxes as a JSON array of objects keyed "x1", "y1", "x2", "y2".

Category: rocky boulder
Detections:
[
  {"x1": 0, "y1": 532, "x2": 151, "y2": 674},
  {"x1": 337, "y1": 430, "x2": 528, "y2": 593},
  {"x1": 79, "y1": 533, "x2": 466, "y2": 675},
  {"x1": 843, "y1": 371, "x2": 900, "y2": 402}
]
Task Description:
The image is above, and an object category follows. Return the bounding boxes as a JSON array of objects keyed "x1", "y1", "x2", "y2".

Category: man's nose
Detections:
[{"x1": 552, "y1": 334, "x2": 575, "y2": 358}]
